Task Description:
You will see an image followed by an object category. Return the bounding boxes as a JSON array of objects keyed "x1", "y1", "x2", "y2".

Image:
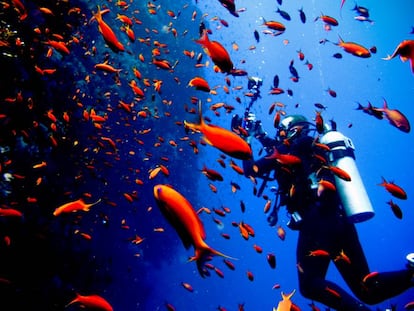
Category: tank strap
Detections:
[{"x1": 326, "y1": 141, "x2": 356, "y2": 160}]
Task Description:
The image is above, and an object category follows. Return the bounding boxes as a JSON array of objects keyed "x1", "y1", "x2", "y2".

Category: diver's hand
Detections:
[{"x1": 244, "y1": 113, "x2": 265, "y2": 139}]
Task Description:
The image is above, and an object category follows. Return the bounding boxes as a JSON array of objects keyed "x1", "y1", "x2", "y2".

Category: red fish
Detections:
[
  {"x1": 93, "y1": 6, "x2": 125, "y2": 52},
  {"x1": 378, "y1": 177, "x2": 407, "y2": 200},
  {"x1": 336, "y1": 36, "x2": 371, "y2": 58},
  {"x1": 383, "y1": 40, "x2": 414, "y2": 73},
  {"x1": 195, "y1": 30, "x2": 234, "y2": 73},
  {"x1": 66, "y1": 293, "x2": 113, "y2": 311},
  {"x1": 184, "y1": 101, "x2": 252, "y2": 160},
  {"x1": 153, "y1": 184, "x2": 230, "y2": 276},
  {"x1": 373, "y1": 98, "x2": 410, "y2": 133}
]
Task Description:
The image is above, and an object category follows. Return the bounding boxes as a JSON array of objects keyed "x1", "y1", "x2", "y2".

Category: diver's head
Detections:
[{"x1": 277, "y1": 114, "x2": 311, "y2": 140}]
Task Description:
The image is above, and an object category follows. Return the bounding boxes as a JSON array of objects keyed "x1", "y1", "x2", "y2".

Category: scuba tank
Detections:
[{"x1": 320, "y1": 130, "x2": 374, "y2": 223}]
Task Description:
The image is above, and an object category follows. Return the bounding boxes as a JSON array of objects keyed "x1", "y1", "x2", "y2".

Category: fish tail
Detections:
[
  {"x1": 84, "y1": 198, "x2": 102, "y2": 211},
  {"x1": 183, "y1": 100, "x2": 203, "y2": 132},
  {"x1": 282, "y1": 289, "x2": 296, "y2": 300},
  {"x1": 378, "y1": 176, "x2": 387, "y2": 186},
  {"x1": 382, "y1": 97, "x2": 388, "y2": 109},
  {"x1": 190, "y1": 244, "x2": 235, "y2": 277},
  {"x1": 195, "y1": 29, "x2": 209, "y2": 46},
  {"x1": 94, "y1": 5, "x2": 103, "y2": 23}
]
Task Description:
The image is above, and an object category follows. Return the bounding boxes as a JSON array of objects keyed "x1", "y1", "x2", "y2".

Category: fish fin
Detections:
[
  {"x1": 195, "y1": 30, "x2": 210, "y2": 46},
  {"x1": 282, "y1": 289, "x2": 296, "y2": 300},
  {"x1": 382, "y1": 97, "x2": 389, "y2": 110},
  {"x1": 183, "y1": 100, "x2": 203, "y2": 132}
]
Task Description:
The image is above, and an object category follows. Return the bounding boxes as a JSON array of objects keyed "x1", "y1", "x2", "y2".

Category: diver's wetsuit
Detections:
[{"x1": 243, "y1": 131, "x2": 413, "y2": 310}]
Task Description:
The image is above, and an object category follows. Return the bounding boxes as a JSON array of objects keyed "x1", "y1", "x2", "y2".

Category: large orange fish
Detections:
[
  {"x1": 373, "y1": 98, "x2": 410, "y2": 133},
  {"x1": 195, "y1": 30, "x2": 234, "y2": 73},
  {"x1": 153, "y1": 184, "x2": 230, "y2": 276},
  {"x1": 184, "y1": 101, "x2": 252, "y2": 160},
  {"x1": 383, "y1": 40, "x2": 414, "y2": 73},
  {"x1": 93, "y1": 6, "x2": 125, "y2": 52}
]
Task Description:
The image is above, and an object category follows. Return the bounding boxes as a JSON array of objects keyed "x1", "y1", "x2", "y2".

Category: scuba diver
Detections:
[{"x1": 231, "y1": 110, "x2": 414, "y2": 310}]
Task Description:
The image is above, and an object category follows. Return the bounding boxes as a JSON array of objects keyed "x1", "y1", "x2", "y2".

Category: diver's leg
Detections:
[
  {"x1": 335, "y1": 221, "x2": 413, "y2": 304},
  {"x1": 297, "y1": 229, "x2": 372, "y2": 310}
]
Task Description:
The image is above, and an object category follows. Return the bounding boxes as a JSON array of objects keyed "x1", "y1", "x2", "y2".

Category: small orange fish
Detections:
[
  {"x1": 0, "y1": 208, "x2": 23, "y2": 217},
  {"x1": 317, "y1": 179, "x2": 336, "y2": 196},
  {"x1": 66, "y1": 293, "x2": 113, "y2": 311},
  {"x1": 373, "y1": 98, "x2": 410, "y2": 133},
  {"x1": 53, "y1": 198, "x2": 101, "y2": 216},
  {"x1": 266, "y1": 147, "x2": 301, "y2": 166},
  {"x1": 378, "y1": 177, "x2": 407, "y2": 200},
  {"x1": 188, "y1": 76, "x2": 210, "y2": 92},
  {"x1": 308, "y1": 249, "x2": 330, "y2": 257}
]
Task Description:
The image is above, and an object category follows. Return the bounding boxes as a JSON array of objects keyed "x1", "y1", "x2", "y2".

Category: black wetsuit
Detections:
[{"x1": 243, "y1": 131, "x2": 413, "y2": 310}]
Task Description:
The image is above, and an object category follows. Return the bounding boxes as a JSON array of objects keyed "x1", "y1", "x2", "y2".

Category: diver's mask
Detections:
[{"x1": 277, "y1": 115, "x2": 314, "y2": 141}]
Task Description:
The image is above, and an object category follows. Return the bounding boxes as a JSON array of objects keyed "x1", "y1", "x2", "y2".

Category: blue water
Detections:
[{"x1": 0, "y1": 0, "x2": 413, "y2": 310}]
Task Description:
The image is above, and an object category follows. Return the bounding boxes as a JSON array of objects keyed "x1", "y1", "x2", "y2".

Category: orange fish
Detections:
[
  {"x1": 184, "y1": 101, "x2": 252, "y2": 160},
  {"x1": 188, "y1": 76, "x2": 211, "y2": 92},
  {"x1": 383, "y1": 40, "x2": 414, "y2": 73},
  {"x1": 93, "y1": 6, "x2": 125, "y2": 52},
  {"x1": 266, "y1": 147, "x2": 301, "y2": 166},
  {"x1": 66, "y1": 293, "x2": 113, "y2": 311},
  {"x1": 53, "y1": 198, "x2": 101, "y2": 216},
  {"x1": 373, "y1": 98, "x2": 410, "y2": 133},
  {"x1": 315, "y1": 14, "x2": 339, "y2": 26},
  {"x1": 378, "y1": 177, "x2": 407, "y2": 200},
  {"x1": 308, "y1": 249, "x2": 330, "y2": 257},
  {"x1": 195, "y1": 30, "x2": 234, "y2": 73},
  {"x1": 322, "y1": 165, "x2": 351, "y2": 181},
  {"x1": 317, "y1": 179, "x2": 336, "y2": 196},
  {"x1": 262, "y1": 19, "x2": 286, "y2": 32},
  {"x1": 153, "y1": 184, "x2": 231, "y2": 276},
  {"x1": 94, "y1": 61, "x2": 121, "y2": 73},
  {"x1": 0, "y1": 207, "x2": 23, "y2": 217},
  {"x1": 273, "y1": 289, "x2": 296, "y2": 311},
  {"x1": 336, "y1": 36, "x2": 371, "y2": 58}
]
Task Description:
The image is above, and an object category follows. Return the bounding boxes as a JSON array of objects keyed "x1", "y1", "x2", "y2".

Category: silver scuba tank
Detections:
[{"x1": 320, "y1": 130, "x2": 374, "y2": 223}]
